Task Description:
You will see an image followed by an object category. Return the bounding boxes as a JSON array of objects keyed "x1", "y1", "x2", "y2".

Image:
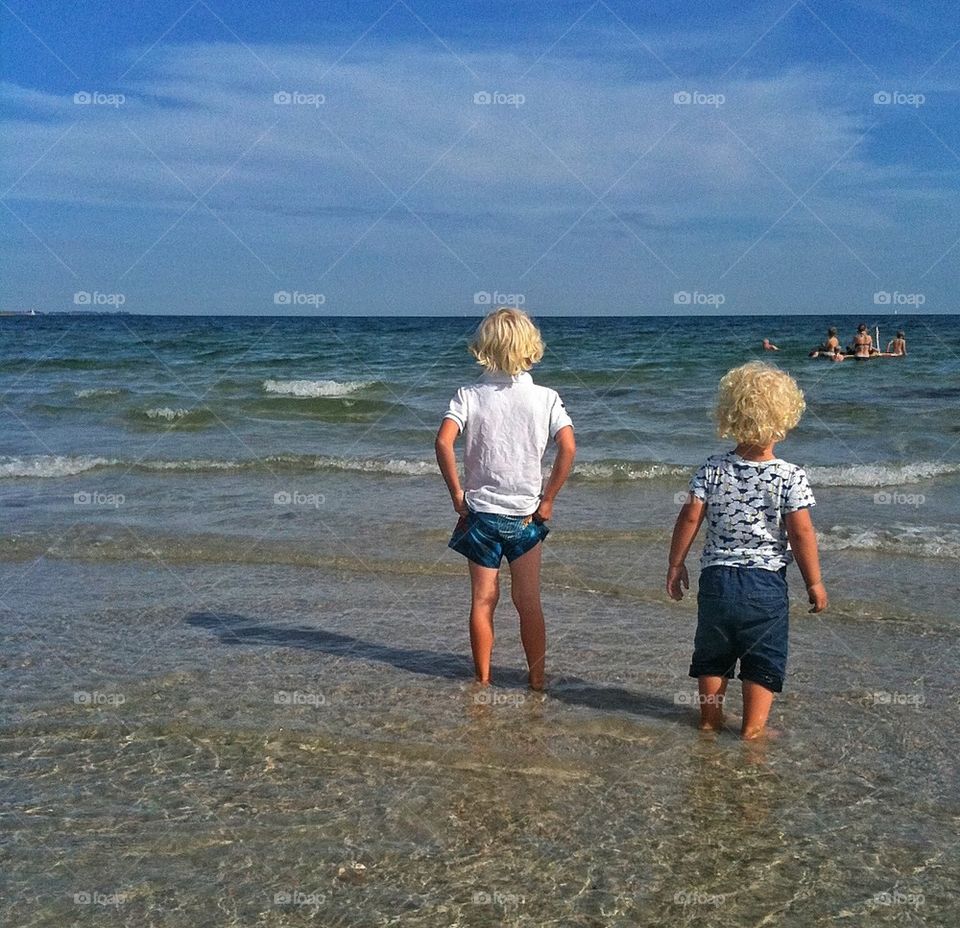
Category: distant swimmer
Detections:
[
  {"x1": 808, "y1": 326, "x2": 840, "y2": 358},
  {"x1": 848, "y1": 323, "x2": 875, "y2": 359},
  {"x1": 886, "y1": 330, "x2": 907, "y2": 356},
  {"x1": 762, "y1": 338, "x2": 780, "y2": 351}
]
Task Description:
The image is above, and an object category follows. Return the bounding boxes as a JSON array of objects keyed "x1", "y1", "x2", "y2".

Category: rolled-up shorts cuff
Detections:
[
  {"x1": 688, "y1": 662, "x2": 736, "y2": 680},
  {"x1": 737, "y1": 667, "x2": 784, "y2": 693}
]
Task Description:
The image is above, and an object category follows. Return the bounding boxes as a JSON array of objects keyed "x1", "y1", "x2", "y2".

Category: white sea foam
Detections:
[
  {"x1": 819, "y1": 524, "x2": 960, "y2": 560},
  {"x1": 572, "y1": 461, "x2": 690, "y2": 481},
  {"x1": 5, "y1": 451, "x2": 957, "y2": 495},
  {"x1": 806, "y1": 462, "x2": 960, "y2": 487},
  {"x1": 262, "y1": 379, "x2": 375, "y2": 397},
  {"x1": 75, "y1": 388, "x2": 121, "y2": 398},
  {"x1": 144, "y1": 407, "x2": 194, "y2": 421},
  {"x1": 0, "y1": 454, "x2": 117, "y2": 478},
  {"x1": 141, "y1": 455, "x2": 437, "y2": 476},
  {"x1": 140, "y1": 459, "x2": 242, "y2": 471},
  {"x1": 331, "y1": 456, "x2": 434, "y2": 476}
]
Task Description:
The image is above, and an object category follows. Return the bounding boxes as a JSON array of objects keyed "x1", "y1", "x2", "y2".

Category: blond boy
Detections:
[
  {"x1": 667, "y1": 362, "x2": 827, "y2": 739},
  {"x1": 435, "y1": 308, "x2": 576, "y2": 690}
]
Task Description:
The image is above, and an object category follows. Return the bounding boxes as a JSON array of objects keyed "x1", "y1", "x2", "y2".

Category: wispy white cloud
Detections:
[{"x1": 2, "y1": 35, "x2": 957, "y2": 312}]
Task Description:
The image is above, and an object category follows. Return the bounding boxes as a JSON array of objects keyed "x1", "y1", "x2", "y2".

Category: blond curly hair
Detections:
[
  {"x1": 469, "y1": 307, "x2": 545, "y2": 375},
  {"x1": 714, "y1": 361, "x2": 805, "y2": 445}
]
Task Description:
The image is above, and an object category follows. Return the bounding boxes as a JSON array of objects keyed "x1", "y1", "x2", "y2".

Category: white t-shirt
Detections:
[
  {"x1": 689, "y1": 450, "x2": 816, "y2": 571},
  {"x1": 443, "y1": 371, "x2": 573, "y2": 516}
]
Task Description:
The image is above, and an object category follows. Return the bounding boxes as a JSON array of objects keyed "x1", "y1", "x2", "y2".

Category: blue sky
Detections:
[{"x1": 2, "y1": 0, "x2": 960, "y2": 314}]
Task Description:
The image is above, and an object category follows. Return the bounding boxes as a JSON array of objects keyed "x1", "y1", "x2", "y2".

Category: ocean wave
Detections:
[
  {"x1": 806, "y1": 462, "x2": 960, "y2": 487},
  {"x1": 0, "y1": 453, "x2": 437, "y2": 478},
  {"x1": 144, "y1": 407, "x2": 194, "y2": 421},
  {"x1": 262, "y1": 378, "x2": 376, "y2": 397},
  {"x1": 819, "y1": 524, "x2": 960, "y2": 560},
  {"x1": 128, "y1": 406, "x2": 219, "y2": 428},
  {"x1": 5, "y1": 452, "x2": 958, "y2": 490},
  {"x1": 571, "y1": 460, "x2": 690, "y2": 481},
  {"x1": 75, "y1": 387, "x2": 123, "y2": 398},
  {"x1": 280, "y1": 455, "x2": 435, "y2": 476},
  {"x1": 134, "y1": 459, "x2": 244, "y2": 472},
  {"x1": 0, "y1": 454, "x2": 119, "y2": 478},
  {"x1": 142, "y1": 454, "x2": 439, "y2": 476}
]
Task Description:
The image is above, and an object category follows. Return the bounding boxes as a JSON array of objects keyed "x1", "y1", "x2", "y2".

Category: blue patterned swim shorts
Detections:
[{"x1": 448, "y1": 509, "x2": 549, "y2": 568}]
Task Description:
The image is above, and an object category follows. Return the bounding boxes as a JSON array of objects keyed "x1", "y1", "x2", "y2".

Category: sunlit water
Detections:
[{"x1": 1, "y1": 314, "x2": 958, "y2": 924}]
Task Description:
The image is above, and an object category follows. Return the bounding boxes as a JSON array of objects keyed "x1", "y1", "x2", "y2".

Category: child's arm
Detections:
[
  {"x1": 435, "y1": 419, "x2": 468, "y2": 515},
  {"x1": 666, "y1": 497, "x2": 706, "y2": 600},
  {"x1": 534, "y1": 425, "x2": 575, "y2": 521},
  {"x1": 785, "y1": 508, "x2": 828, "y2": 612}
]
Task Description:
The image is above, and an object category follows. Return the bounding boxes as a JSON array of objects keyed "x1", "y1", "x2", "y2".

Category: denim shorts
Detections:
[
  {"x1": 448, "y1": 508, "x2": 549, "y2": 568},
  {"x1": 690, "y1": 565, "x2": 789, "y2": 693}
]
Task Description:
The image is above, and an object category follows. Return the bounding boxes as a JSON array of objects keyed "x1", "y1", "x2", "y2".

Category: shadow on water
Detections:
[{"x1": 185, "y1": 611, "x2": 686, "y2": 723}]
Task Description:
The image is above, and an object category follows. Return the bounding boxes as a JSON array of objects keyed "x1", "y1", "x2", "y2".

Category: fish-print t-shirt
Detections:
[{"x1": 689, "y1": 451, "x2": 816, "y2": 571}]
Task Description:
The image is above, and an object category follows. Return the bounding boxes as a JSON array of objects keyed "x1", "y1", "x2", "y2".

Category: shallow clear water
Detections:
[{"x1": 2, "y1": 314, "x2": 958, "y2": 925}]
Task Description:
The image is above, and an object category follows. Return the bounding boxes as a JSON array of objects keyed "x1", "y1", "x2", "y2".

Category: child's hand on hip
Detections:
[
  {"x1": 454, "y1": 492, "x2": 469, "y2": 516},
  {"x1": 534, "y1": 497, "x2": 553, "y2": 522},
  {"x1": 666, "y1": 564, "x2": 689, "y2": 601}
]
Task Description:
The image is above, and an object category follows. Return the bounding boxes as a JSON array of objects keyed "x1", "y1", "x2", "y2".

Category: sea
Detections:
[{"x1": 2, "y1": 313, "x2": 958, "y2": 926}]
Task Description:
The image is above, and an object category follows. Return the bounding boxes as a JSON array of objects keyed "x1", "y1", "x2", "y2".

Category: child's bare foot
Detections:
[
  {"x1": 741, "y1": 724, "x2": 781, "y2": 741},
  {"x1": 698, "y1": 702, "x2": 725, "y2": 732}
]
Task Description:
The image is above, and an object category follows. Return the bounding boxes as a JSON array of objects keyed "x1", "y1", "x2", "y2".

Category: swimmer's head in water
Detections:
[
  {"x1": 828, "y1": 327, "x2": 837, "y2": 336},
  {"x1": 858, "y1": 323, "x2": 868, "y2": 332},
  {"x1": 897, "y1": 330, "x2": 905, "y2": 338},
  {"x1": 714, "y1": 361, "x2": 805, "y2": 446}
]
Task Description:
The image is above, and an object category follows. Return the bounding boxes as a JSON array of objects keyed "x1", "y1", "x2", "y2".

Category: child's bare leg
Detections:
[
  {"x1": 468, "y1": 561, "x2": 499, "y2": 684},
  {"x1": 507, "y1": 544, "x2": 546, "y2": 689},
  {"x1": 741, "y1": 680, "x2": 775, "y2": 740},
  {"x1": 697, "y1": 676, "x2": 728, "y2": 731}
]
